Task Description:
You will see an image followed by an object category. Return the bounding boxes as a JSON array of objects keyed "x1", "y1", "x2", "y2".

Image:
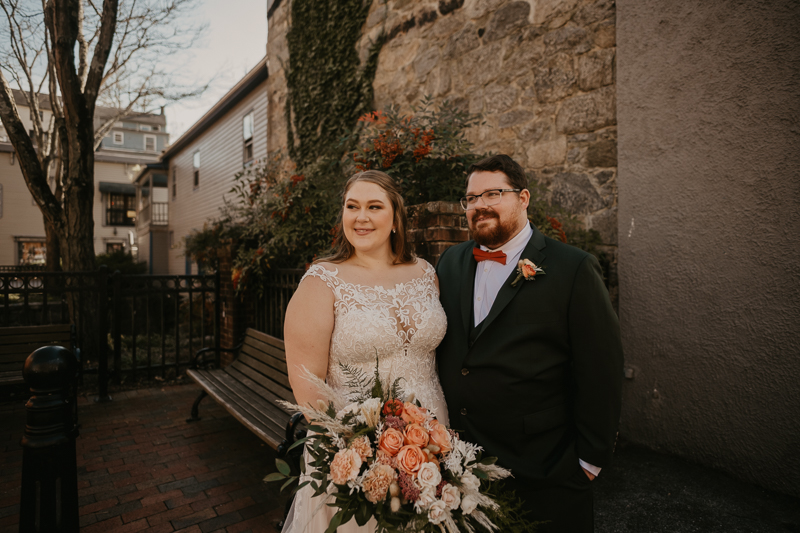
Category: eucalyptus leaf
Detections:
[
  {"x1": 263, "y1": 472, "x2": 286, "y2": 483},
  {"x1": 276, "y1": 458, "x2": 292, "y2": 476}
]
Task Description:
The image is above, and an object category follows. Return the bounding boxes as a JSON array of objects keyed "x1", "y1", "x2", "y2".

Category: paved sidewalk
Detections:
[
  {"x1": 1, "y1": 384, "x2": 289, "y2": 533},
  {"x1": 2, "y1": 383, "x2": 799, "y2": 532}
]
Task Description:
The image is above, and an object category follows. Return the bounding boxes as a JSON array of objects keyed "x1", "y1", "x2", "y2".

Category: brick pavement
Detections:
[{"x1": 0, "y1": 384, "x2": 289, "y2": 533}]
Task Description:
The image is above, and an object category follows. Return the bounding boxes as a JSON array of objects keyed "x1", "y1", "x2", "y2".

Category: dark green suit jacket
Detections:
[{"x1": 436, "y1": 224, "x2": 623, "y2": 490}]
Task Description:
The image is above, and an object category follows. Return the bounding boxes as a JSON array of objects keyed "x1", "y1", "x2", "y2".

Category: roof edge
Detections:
[{"x1": 161, "y1": 58, "x2": 268, "y2": 161}]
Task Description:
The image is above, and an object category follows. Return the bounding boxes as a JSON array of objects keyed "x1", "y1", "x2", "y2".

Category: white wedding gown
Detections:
[{"x1": 281, "y1": 260, "x2": 449, "y2": 533}]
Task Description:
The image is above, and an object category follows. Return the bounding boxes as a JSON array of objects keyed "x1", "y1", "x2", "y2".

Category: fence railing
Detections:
[
  {"x1": 254, "y1": 268, "x2": 303, "y2": 339},
  {"x1": 0, "y1": 268, "x2": 220, "y2": 394}
]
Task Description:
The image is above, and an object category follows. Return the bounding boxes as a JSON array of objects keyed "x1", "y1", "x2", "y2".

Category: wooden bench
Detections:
[
  {"x1": 0, "y1": 324, "x2": 78, "y2": 388},
  {"x1": 186, "y1": 327, "x2": 304, "y2": 457}
]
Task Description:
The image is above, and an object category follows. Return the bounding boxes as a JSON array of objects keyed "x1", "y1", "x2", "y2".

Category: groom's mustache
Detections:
[{"x1": 472, "y1": 208, "x2": 498, "y2": 221}]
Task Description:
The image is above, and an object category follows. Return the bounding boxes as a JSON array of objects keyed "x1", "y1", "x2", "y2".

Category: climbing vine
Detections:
[{"x1": 285, "y1": 0, "x2": 384, "y2": 170}]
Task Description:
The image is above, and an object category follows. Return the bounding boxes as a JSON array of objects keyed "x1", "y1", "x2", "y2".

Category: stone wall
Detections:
[{"x1": 267, "y1": 0, "x2": 618, "y2": 267}]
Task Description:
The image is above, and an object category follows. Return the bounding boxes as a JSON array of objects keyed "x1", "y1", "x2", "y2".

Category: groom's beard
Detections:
[{"x1": 470, "y1": 208, "x2": 518, "y2": 249}]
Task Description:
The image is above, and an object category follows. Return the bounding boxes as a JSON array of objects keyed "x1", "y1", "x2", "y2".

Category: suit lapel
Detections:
[
  {"x1": 473, "y1": 224, "x2": 547, "y2": 340},
  {"x1": 459, "y1": 242, "x2": 477, "y2": 337}
]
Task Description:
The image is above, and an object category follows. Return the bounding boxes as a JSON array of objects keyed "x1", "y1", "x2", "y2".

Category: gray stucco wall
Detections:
[{"x1": 616, "y1": 0, "x2": 800, "y2": 497}]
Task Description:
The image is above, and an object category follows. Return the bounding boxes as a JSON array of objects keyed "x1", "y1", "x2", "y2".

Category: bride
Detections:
[{"x1": 281, "y1": 170, "x2": 449, "y2": 532}]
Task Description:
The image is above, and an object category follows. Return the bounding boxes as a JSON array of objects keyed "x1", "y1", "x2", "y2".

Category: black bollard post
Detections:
[{"x1": 18, "y1": 345, "x2": 80, "y2": 533}]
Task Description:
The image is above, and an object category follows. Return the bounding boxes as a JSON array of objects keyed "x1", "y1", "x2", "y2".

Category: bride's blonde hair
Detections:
[{"x1": 318, "y1": 170, "x2": 414, "y2": 265}]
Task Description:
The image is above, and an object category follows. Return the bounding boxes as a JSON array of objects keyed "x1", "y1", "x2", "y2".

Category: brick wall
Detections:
[{"x1": 407, "y1": 201, "x2": 469, "y2": 266}]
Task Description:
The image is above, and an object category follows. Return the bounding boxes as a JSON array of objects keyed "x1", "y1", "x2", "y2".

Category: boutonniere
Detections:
[{"x1": 511, "y1": 259, "x2": 545, "y2": 287}]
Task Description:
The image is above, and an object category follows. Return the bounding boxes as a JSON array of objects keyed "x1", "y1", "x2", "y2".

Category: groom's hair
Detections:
[{"x1": 466, "y1": 154, "x2": 528, "y2": 191}]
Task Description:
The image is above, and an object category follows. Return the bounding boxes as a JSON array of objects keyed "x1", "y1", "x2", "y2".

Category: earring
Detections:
[{"x1": 392, "y1": 229, "x2": 396, "y2": 234}]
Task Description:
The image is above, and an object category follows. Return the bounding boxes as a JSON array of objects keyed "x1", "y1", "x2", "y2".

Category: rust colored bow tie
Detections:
[{"x1": 473, "y1": 248, "x2": 507, "y2": 265}]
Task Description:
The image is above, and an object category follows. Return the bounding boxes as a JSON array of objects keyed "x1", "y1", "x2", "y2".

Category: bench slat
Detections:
[
  {"x1": 0, "y1": 333, "x2": 73, "y2": 344},
  {"x1": 242, "y1": 335, "x2": 287, "y2": 363},
  {"x1": 0, "y1": 325, "x2": 72, "y2": 337},
  {"x1": 187, "y1": 369, "x2": 284, "y2": 449},
  {"x1": 200, "y1": 370, "x2": 288, "y2": 436},
  {"x1": 0, "y1": 371, "x2": 25, "y2": 385},
  {"x1": 239, "y1": 343, "x2": 288, "y2": 374},
  {"x1": 235, "y1": 352, "x2": 292, "y2": 389},
  {"x1": 228, "y1": 361, "x2": 295, "y2": 404},
  {"x1": 244, "y1": 328, "x2": 285, "y2": 351},
  {"x1": 214, "y1": 370, "x2": 298, "y2": 433},
  {"x1": 0, "y1": 341, "x2": 71, "y2": 357}
]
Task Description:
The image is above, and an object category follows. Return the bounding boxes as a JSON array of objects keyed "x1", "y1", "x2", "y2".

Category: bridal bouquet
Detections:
[{"x1": 266, "y1": 362, "x2": 522, "y2": 533}]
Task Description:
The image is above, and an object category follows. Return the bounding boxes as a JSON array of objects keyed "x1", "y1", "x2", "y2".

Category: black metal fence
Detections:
[
  {"x1": 0, "y1": 268, "x2": 220, "y2": 393},
  {"x1": 254, "y1": 268, "x2": 303, "y2": 339}
]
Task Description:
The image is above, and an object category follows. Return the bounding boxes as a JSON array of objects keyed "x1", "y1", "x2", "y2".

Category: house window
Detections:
[
  {"x1": 151, "y1": 125, "x2": 160, "y2": 132},
  {"x1": 113, "y1": 131, "x2": 124, "y2": 144},
  {"x1": 193, "y1": 151, "x2": 200, "y2": 188},
  {"x1": 106, "y1": 193, "x2": 136, "y2": 226},
  {"x1": 106, "y1": 242, "x2": 124, "y2": 253},
  {"x1": 18, "y1": 240, "x2": 46, "y2": 265},
  {"x1": 144, "y1": 134, "x2": 156, "y2": 151},
  {"x1": 172, "y1": 167, "x2": 177, "y2": 199},
  {"x1": 140, "y1": 125, "x2": 152, "y2": 132},
  {"x1": 243, "y1": 111, "x2": 254, "y2": 163}
]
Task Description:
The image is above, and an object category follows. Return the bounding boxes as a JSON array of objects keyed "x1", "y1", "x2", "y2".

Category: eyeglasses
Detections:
[{"x1": 459, "y1": 189, "x2": 521, "y2": 211}]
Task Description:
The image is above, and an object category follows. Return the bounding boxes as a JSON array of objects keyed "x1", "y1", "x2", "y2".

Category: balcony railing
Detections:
[
  {"x1": 152, "y1": 202, "x2": 168, "y2": 225},
  {"x1": 138, "y1": 202, "x2": 168, "y2": 227}
]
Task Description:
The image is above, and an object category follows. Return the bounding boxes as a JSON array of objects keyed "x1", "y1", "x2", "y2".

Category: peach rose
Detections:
[
  {"x1": 520, "y1": 259, "x2": 538, "y2": 278},
  {"x1": 330, "y1": 449, "x2": 362, "y2": 485},
  {"x1": 396, "y1": 444, "x2": 426, "y2": 476},
  {"x1": 378, "y1": 428, "x2": 405, "y2": 456},
  {"x1": 400, "y1": 402, "x2": 427, "y2": 425},
  {"x1": 403, "y1": 423, "x2": 430, "y2": 448},
  {"x1": 428, "y1": 420, "x2": 452, "y2": 454}
]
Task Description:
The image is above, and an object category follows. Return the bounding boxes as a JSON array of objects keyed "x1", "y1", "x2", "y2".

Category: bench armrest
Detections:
[
  {"x1": 191, "y1": 344, "x2": 241, "y2": 370},
  {"x1": 277, "y1": 412, "x2": 305, "y2": 458}
]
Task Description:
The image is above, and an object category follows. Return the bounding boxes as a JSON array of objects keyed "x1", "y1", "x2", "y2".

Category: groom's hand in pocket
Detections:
[{"x1": 582, "y1": 468, "x2": 596, "y2": 481}]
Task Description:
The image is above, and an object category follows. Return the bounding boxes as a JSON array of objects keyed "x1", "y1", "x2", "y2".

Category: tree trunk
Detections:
[{"x1": 44, "y1": 216, "x2": 62, "y2": 272}]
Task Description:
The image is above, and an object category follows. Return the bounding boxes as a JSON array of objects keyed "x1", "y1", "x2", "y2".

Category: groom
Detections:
[{"x1": 436, "y1": 154, "x2": 623, "y2": 532}]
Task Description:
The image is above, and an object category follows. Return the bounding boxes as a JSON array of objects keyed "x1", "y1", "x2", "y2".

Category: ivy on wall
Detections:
[{"x1": 285, "y1": 0, "x2": 384, "y2": 170}]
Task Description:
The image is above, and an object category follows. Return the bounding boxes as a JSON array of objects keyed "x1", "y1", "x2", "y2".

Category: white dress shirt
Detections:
[{"x1": 472, "y1": 223, "x2": 601, "y2": 478}]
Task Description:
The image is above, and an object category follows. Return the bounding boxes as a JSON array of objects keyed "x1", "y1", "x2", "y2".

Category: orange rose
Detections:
[
  {"x1": 403, "y1": 423, "x2": 430, "y2": 448},
  {"x1": 383, "y1": 399, "x2": 404, "y2": 417},
  {"x1": 396, "y1": 444, "x2": 426, "y2": 476},
  {"x1": 400, "y1": 402, "x2": 427, "y2": 425},
  {"x1": 378, "y1": 427, "x2": 405, "y2": 456},
  {"x1": 428, "y1": 420, "x2": 452, "y2": 454}
]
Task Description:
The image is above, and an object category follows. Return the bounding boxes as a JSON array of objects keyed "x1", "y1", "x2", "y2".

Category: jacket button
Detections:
[
  {"x1": 461, "y1": 368, "x2": 469, "y2": 376},
  {"x1": 460, "y1": 408, "x2": 467, "y2": 416}
]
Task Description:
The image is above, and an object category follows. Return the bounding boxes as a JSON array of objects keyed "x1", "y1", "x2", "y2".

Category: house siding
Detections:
[
  {"x1": 0, "y1": 152, "x2": 46, "y2": 265},
  {"x1": 166, "y1": 78, "x2": 268, "y2": 275}
]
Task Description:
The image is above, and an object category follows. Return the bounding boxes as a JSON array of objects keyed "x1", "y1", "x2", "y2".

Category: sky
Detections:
[{"x1": 163, "y1": 0, "x2": 267, "y2": 140}]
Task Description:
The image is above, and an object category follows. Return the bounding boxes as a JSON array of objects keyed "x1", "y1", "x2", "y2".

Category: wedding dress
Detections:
[{"x1": 281, "y1": 260, "x2": 449, "y2": 533}]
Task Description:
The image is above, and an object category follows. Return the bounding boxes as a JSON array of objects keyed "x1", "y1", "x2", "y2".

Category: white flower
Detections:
[
  {"x1": 460, "y1": 472, "x2": 480, "y2": 492},
  {"x1": 416, "y1": 462, "x2": 442, "y2": 489},
  {"x1": 414, "y1": 486, "x2": 437, "y2": 513},
  {"x1": 440, "y1": 483, "x2": 461, "y2": 510},
  {"x1": 360, "y1": 397, "x2": 382, "y2": 427},
  {"x1": 336, "y1": 402, "x2": 360, "y2": 419},
  {"x1": 428, "y1": 500, "x2": 448, "y2": 525},
  {"x1": 461, "y1": 494, "x2": 478, "y2": 515}
]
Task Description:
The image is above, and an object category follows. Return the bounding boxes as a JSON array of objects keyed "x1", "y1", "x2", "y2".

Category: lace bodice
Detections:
[{"x1": 301, "y1": 260, "x2": 449, "y2": 425}]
